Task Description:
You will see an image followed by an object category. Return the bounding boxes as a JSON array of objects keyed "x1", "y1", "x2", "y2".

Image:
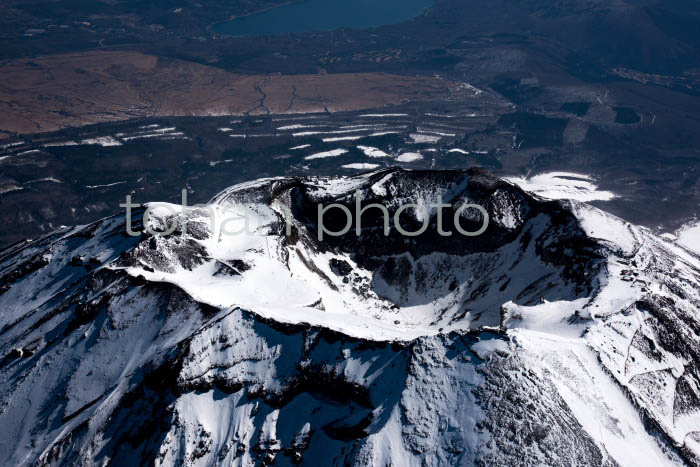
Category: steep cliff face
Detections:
[{"x1": 0, "y1": 168, "x2": 698, "y2": 466}]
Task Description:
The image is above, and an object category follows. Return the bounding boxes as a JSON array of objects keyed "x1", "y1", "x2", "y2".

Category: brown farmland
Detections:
[{"x1": 0, "y1": 51, "x2": 456, "y2": 134}]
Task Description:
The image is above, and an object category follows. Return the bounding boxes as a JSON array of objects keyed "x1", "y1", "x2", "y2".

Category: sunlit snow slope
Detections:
[{"x1": 0, "y1": 168, "x2": 698, "y2": 466}]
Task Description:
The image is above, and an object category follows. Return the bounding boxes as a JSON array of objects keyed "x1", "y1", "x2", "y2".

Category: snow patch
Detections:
[
  {"x1": 277, "y1": 124, "x2": 324, "y2": 130},
  {"x1": 323, "y1": 136, "x2": 363, "y2": 142},
  {"x1": 396, "y1": 152, "x2": 424, "y2": 162},
  {"x1": 357, "y1": 146, "x2": 390, "y2": 158},
  {"x1": 409, "y1": 133, "x2": 441, "y2": 144},
  {"x1": 675, "y1": 221, "x2": 700, "y2": 255},
  {"x1": 342, "y1": 163, "x2": 380, "y2": 170},
  {"x1": 80, "y1": 136, "x2": 122, "y2": 147},
  {"x1": 359, "y1": 113, "x2": 409, "y2": 118},
  {"x1": 506, "y1": 172, "x2": 616, "y2": 202},
  {"x1": 305, "y1": 149, "x2": 349, "y2": 160}
]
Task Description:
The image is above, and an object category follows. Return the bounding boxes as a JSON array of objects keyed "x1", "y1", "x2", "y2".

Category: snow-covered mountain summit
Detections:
[{"x1": 0, "y1": 168, "x2": 699, "y2": 466}]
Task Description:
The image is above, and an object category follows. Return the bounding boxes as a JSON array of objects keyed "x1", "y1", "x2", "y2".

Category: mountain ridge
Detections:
[{"x1": 0, "y1": 168, "x2": 699, "y2": 465}]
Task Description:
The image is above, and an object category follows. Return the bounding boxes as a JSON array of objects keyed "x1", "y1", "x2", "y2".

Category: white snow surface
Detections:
[
  {"x1": 342, "y1": 163, "x2": 381, "y2": 170},
  {"x1": 323, "y1": 136, "x2": 363, "y2": 142},
  {"x1": 396, "y1": 152, "x2": 424, "y2": 162},
  {"x1": 676, "y1": 221, "x2": 700, "y2": 255},
  {"x1": 80, "y1": 136, "x2": 122, "y2": 147},
  {"x1": 506, "y1": 172, "x2": 616, "y2": 202},
  {"x1": 359, "y1": 113, "x2": 409, "y2": 118},
  {"x1": 409, "y1": 133, "x2": 441, "y2": 144},
  {"x1": 357, "y1": 146, "x2": 391, "y2": 158},
  {"x1": 304, "y1": 149, "x2": 349, "y2": 160}
]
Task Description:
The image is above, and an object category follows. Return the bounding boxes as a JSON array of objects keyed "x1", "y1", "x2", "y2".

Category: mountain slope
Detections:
[{"x1": 0, "y1": 168, "x2": 698, "y2": 466}]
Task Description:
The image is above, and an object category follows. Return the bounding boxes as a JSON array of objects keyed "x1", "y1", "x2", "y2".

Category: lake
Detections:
[{"x1": 212, "y1": 0, "x2": 434, "y2": 36}]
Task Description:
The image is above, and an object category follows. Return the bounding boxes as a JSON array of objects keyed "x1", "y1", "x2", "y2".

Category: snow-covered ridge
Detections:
[
  {"x1": 0, "y1": 168, "x2": 699, "y2": 466},
  {"x1": 104, "y1": 168, "x2": 603, "y2": 341}
]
